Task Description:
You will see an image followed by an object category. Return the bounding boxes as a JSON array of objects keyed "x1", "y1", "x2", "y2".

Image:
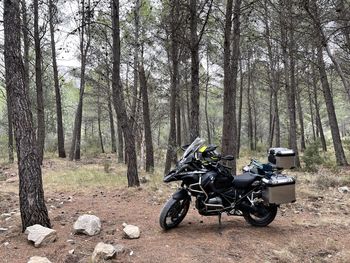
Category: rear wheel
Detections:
[
  {"x1": 159, "y1": 197, "x2": 190, "y2": 230},
  {"x1": 243, "y1": 203, "x2": 277, "y2": 227}
]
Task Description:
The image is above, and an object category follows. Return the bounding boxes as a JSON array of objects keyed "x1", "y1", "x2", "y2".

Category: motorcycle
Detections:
[{"x1": 159, "y1": 137, "x2": 296, "y2": 230}]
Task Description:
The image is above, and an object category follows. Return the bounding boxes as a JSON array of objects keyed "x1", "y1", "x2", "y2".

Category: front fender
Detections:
[{"x1": 172, "y1": 188, "x2": 190, "y2": 201}]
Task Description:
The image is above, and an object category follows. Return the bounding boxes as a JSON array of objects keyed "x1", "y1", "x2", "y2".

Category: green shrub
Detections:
[{"x1": 303, "y1": 140, "x2": 324, "y2": 172}]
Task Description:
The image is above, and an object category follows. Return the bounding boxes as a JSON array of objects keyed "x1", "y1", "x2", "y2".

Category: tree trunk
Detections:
[
  {"x1": 307, "y1": 74, "x2": 316, "y2": 142},
  {"x1": 97, "y1": 87, "x2": 105, "y2": 154},
  {"x1": 4, "y1": 0, "x2": 50, "y2": 231},
  {"x1": 34, "y1": 0, "x2": 45, "y2": 164},
  {"x1": 189, "y1": 0, "x2": 200, "y2": 141},
  {"x1": 205, "y1": 46, "x2": 211, "y2": 144},
  {"x1": 296, "y1": 79, "x2": 306, "y2": 151},
  {"x1": 252, "y1": 81, "x2": 258, "y2": 150},
  {"x1": 325, "y1": 45, "x2": 350, "y2": 101},
  {"x1": 131, "y1": 0, "x2": 140, "y2": 129},
  {"x1": 164, "y1": 0, "x2": 180, "y2": 174},
  {"x1": 311, "y1": 58, "x2": 327, "y2": 151},
  {"x1": 306, "y1": 0, "x2": 347, "y2": 164},
  {"x1": 6, "y1": 89, "x2": 14, "y2": 163},
  {"x1": 274, "y1": 87, "x2": 280, "y2": 147},
  {"x1": 237, "y1": 57, "x2": 243, "y2": 156},
  {"x1": 108, "y1": 97, "x2": 117, "y2": 153},
  {"x1": 49, "y1": 0, "x2": 66, "y2": 158},
  {"x1": 222, "y1": 0, "x2": 241, "y2": 174},
  {"x1": 280, "y1": 0, "x2": 300, "y2": 167},
  {"x1": 105, "y1": 67, "x2": 117, "y2": 153},
  {"x1": 316, "y1": 45, "x2": 347, "y2": 164},
  {"x1": 247, "y1": 58, "x2": 253, "y2": 151},
  {"x1": 111, "y1": 0, "x2": 140, "y2": 186},
  {"x1": 21, "y1": 0, "x2": 30, "y2": 93},
  {"x1": 117, "y1": 122, "x2": 124, "y2": 162},
  {"x1": 69, "y1": 0, "x2": 91, "y2": 161},
  {"x1": 176, "y1": 92, "x2": 182, "y2": 147},
  {"x1": 139, "y1": 65, "x2": 154, "y2": 172}
]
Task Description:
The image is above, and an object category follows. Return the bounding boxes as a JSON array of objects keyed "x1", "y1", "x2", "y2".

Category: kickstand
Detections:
[{"x1": 217, "y1": 213, "x2": 223, "y2": 235}]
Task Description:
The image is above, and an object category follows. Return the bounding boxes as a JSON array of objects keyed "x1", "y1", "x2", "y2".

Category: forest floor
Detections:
[{"x1": 0, "y1": 156, "x2": 350, "y2": 263}]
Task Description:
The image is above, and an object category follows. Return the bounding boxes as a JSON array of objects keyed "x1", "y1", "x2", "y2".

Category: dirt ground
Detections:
[{"x1": 1, "y1": 160, "x2": 350, "y2": 263}]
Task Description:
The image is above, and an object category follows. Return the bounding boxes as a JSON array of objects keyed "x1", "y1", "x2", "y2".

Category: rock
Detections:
[
  {"x1": 4, "y1": 241, "x2": 9, "y2": 246},
  {"x1": 0, "y1": 227, "x2": 8, "y2": 233},
  {"x1": 338, "y1": 186, "x2": 349, "y2": 193},
  {"x1": 69, "y1": 249, "x2": 75, "y2": 254},
  {"x1": 66, "y1": 239, "x2": 75, "y2": 244},
  {"x1": 115, "y1": 244, "x2": 125, "y2": 254},
  {"x1": 91, "y1": 242, "x2": 117, "y2": 263},
  {"x1": 73, "y1": 214, "x2": 101, "y2": 236},
  {"x1": 0, "y1": 213, "x2": 11, "y2": 219},
  {"x1": 122, "y1": 224, "x2": 140, "y2": 239},
  {"x1": 139, "y1": 177, "x2": 149, "y2": 184},
  {"x1": 25, "y1": 224, "x2": 57, "y2": 247},
  {"x1": 6, "y1": 177, "x2": 17, "y2": 183},
  {"x1": 27, "y1": 256, "x2": 52, "y2": 263}
]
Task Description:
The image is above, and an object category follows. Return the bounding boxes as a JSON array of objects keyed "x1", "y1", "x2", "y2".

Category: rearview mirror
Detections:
[{"x1": 222, "y1": 155, "x2": 234, "y2": 161}]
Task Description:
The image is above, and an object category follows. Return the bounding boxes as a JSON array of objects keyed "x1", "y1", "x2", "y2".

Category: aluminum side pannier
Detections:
[
  {"x1": 268, "y1": 148, "x2": 296, "y2": 169},
  {"x1": 262, "y1": 174, "x2": 296, "y2": 205}
]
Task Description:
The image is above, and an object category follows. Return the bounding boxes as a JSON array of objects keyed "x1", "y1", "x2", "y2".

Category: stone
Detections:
[
  {"x1": 115, "y1": 244, "x2": 125, "y2": 254},
  {"x1": 27, "y1": 256, "x2": 52, "y2": 263},
  {"x1": 338, "y1": 186, "x2": 349, "y2": 194},
  {"x1": 73, "y1": 214, "x2": 101, "y2": 236},
  {"x1": 122, "y1": 224, "x2": 140, "y2": 239},
  {"x1": 6, "y1": 177, "x2": 17, "y2": 183},
  {"x1": 69, "y1": 249, "x2": 75, "y2": 254},
  {"x1": 0, "y1": 227, "x2": 8, "y2": 233},
  {"x1": 0, "y1": 213, "x2": 11, "y2": 219},
  {"x1": 91, "y1": 242, "x2": 117, "y2": 263},
  {"x1": 25, "y1": 224, "x2": 57, "y2": 247}
]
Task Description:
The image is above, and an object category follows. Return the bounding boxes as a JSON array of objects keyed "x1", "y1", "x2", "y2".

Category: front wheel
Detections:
[
  {"x1": 159, "y1": 197, "x2": 190, "y2": 230},
  {"x1": 243, "y1": 204, "x2": 277, "y2": 227}
]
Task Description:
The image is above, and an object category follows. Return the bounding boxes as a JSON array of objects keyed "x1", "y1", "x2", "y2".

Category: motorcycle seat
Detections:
[{"x1": 232, "y1": 172, "x2": 260, "y2": 188}]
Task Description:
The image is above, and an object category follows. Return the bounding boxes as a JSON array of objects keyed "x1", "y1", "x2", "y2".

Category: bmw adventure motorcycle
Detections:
[{"x1": 159, "y1": 138, "x2": 296, "y2": 230}]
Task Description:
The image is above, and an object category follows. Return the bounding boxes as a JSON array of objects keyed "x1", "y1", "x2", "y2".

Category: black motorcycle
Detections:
[{"x1": 159, "y1": 138, "x2": 296, "y2": 230}]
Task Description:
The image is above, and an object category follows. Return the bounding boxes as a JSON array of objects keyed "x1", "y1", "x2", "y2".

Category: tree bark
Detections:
[
  {"x1": 4, "y1": 0, "x2": 50, "y2": 231},
  {"x1": 296, "y1": 78, "x2": 306, "y2": 151},
  {"x1": 164, "y1": 0, "x2": 180, "y2": 174},
  {"x1": 111, "y1": 0, "x2": 140, "y2": 186},
  {"x1": 6, "y1": 89, "x2": 14, "y2": 163},
  {"x1": 131, "y1": 0, "x2": 141, "y2": 129},
  {"x1": 205, "y1": 46, "x2": 211, "y2": 144},
  {"x1": 247, "y1": 58, "x2": 253, "y2": 151},
  {"x1": 49, "y1": 0, "x2": 66, "y2": 158},
  {"x1": 108, "y1": 96, "x2": 117, "y2": 154},
  {"x1": 34, "y1": 0, "x2": 45, "y2": 164},
  {"x1": 316, "y1": 44, "x2": 347, "y2": 165},
  {"x1": 274, "y1": 87, "x2": 280, "y2": 147},
  {"x1": 69, "y1": 0, "x2": 91, "y2": 161},
  {"x1": 21, "y1": 0, "x2": 30, "y2": 93},
  {"x1": 237, "y1": 58, "x2": 243, "y2": 156},
  {"x1": 311, "y1": 58, "x2": 327, "y2": 151},
  {"x1": 139, "y1": 65, "x2": 154, "y2": 172},
  {"x1": 117, "y1": 122, "x2": 124, "y2": 162},
  {"x1": 280, "y1": 0, "x2": 300, "y2": 167},
  {"x1": 222, "y1": 0, "x2": 241, "y2": 174},
  {"x1": 307, "y1": 77, "x2": 316, "y2": 142},
  {"x1": 97, "y1": 85, "x2": 105, "y2": 154},
  {"x1": 189, "y1": 0, "x2": 200, "y2": 141},
  {"x1": 306, "y1": 0, "x2": 347, "y2": 164}
]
